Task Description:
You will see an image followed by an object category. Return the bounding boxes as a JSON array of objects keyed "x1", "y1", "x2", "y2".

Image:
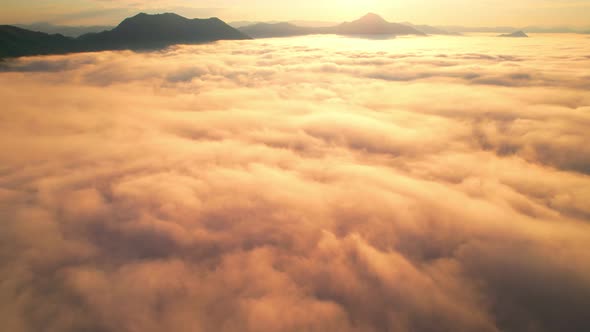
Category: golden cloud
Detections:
[{"x1": 1, "y1": 35, "x2": 590, "y2": 332}]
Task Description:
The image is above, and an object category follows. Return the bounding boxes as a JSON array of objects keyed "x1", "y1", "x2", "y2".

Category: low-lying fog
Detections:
[{"x1": 1, "y1": 34, "x2": 589, "y2": 332}]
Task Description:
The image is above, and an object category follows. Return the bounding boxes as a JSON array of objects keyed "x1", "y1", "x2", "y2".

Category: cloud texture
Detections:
[{"x1": 1, "y1": 34, "x2": 590, "y2": 332}]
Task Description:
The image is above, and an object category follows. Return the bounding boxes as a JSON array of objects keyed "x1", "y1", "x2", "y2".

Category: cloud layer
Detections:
[{"x1": 1, "y1": 34, "x2": 590, "y2": 332}]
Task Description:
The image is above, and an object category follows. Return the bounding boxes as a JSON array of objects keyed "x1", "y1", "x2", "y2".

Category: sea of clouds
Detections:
[{"x1": 1, "y1": 34, "x2": 590, "y2": 332}]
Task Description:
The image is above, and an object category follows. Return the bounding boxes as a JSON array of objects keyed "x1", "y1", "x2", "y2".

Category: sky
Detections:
[
  {"x1": 1, "y1": 34, "x2": 590, "y2": 332},
  {"x1": 1, "y1": 0, "x2": 590, "y2": 27}
]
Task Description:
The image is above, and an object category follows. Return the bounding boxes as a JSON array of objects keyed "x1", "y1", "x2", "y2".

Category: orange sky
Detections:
[{"x1": 1, "y1": 0, "x2": 590, "y2": 27}]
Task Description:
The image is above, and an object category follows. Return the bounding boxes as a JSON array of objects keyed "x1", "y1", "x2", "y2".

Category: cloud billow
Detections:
[{"x1": 1, "y1": 35, "x2": 590, "y2": 332}]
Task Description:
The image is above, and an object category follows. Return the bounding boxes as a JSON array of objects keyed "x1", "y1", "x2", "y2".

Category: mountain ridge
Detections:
[
  {"x1": 1, "y1": 13, "x2": 250, "y2": 58},
  {"x1": 239, "y1": 13, "x2": 428, "y2": 38},
  {"x1": 14, "y1": 23, "x2": 113, "y2": 37}
]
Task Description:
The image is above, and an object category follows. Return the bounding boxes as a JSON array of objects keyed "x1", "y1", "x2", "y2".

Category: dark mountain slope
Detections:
[
  {"x1": 79, "y1": 13, "x2": 250, "y2": 50},
  {"x1": 0, "y1": 25, "x2": 76, "y2": 57},
  {"x1": 0, "y1": 13, "x2": 250, "y2": 58},
  {"x1": 15, "y1": 23, "x2": 113, "y2": 37}
]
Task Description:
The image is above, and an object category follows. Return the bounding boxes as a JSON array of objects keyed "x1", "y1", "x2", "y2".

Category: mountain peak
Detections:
[
  {"x1": 129, "y1": 12, "x2": 182, "y2": 19},
  {"x1": 1, "y1": 11, "x2": 251, "y2": 58},
  {"x1": 334, "y1": 12, "x2": 425, "y2": 36},
  {"x1": 357, "y1": 13, "x2": 388, "y2": 24},
  {"x1": 499, "y1": 30, "x2": 529, "y2": 38},
  {"x1": 119, "y1": 12, "x2": 186, "y2": 26},
  {"x1": 87, "y1": 12, "x2": 250, "y2": 48}
]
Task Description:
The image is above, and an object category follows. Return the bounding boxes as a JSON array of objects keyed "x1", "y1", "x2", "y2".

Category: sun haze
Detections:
[{"x1": 2, "y1": 0, "x2": 590, "y2": 27}]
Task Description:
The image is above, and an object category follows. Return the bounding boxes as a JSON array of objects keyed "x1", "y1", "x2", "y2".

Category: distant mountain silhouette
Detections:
[
  {"x1": 239, "y1": 22, "x2": 324, "y2": 38},
  {"x1": 498, "y1": 31, "x2": 529, "y2": 38},
  {"x1": 0, "y1": 26, "x2": 77, "y2": 58},
  {"x1": 440, "y1": 25, "x2": 588, "y2": 34},
  {"x1": 239, "y1": 13, "x2": 425, "y2": 38},
  {"x1": 14, "y1": 23, "x2": 113, "y2": 37},
  {"x1": 230, "y1": 21, "x2": 280, "y2": 28},
  {"x1": 230, "y1": 20, "x2": 336, "y2": 29},
  {"x1": 400, "y1": 22, "x2": 461, "y2": 35},
  {"x1": 289, "y1": 20, "x2": 337, "y2": 28},
  {"x1": 79, "y1": 13, "x2": 250, "y2": 51},
  {"x1": 1, "y1": 13, "x2": 250, "y2": 58},
  {"x1": 336, "y1": 13, "x2": 424, "y2": 35}
]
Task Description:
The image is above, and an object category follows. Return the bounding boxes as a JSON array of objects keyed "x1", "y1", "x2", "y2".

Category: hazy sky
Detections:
[{"x1": 1, "y1": 0, "x2": 590, "y2": 27}]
